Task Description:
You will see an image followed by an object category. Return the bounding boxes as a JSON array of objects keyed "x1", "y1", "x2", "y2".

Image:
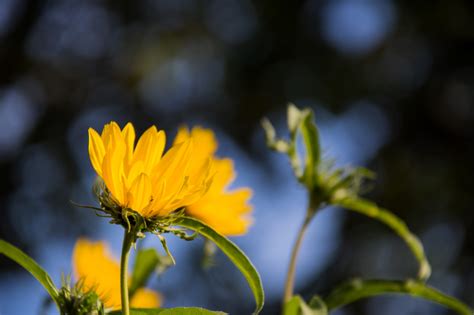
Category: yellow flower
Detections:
[
  {"x1": 88, "y1": 122, "x2": 213, "y2": 218},
  {"x1": 174, "y1": 126, "x2": 253, "y2": 236},
  {"x1": 72, "y1": 238, "x2": 161, "y2": 310}
]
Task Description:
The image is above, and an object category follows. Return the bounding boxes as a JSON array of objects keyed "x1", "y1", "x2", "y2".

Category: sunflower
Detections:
[{"x1": 88, "y1": 122, "x2": 213, "y2": 219}]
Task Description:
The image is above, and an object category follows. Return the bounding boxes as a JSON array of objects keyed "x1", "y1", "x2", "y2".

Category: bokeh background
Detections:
[{"x1": 1, "y1": 0, "x2": 474, "y2": 314}]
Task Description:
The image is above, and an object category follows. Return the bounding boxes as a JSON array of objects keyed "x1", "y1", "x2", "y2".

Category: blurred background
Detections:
[{"x1": 1, "y1": 0, "x2": 474, "y2": 314}]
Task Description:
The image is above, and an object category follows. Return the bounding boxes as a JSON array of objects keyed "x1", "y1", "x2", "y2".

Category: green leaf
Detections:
[
  {"x1": 324, "y1": 278, "x2": 474, "y2": 315},
  {"x1": 287, "y1": 103, "x2": 302, "y2": 135},
  {"x1": 174, "y1": 217, "x2": 265, "y2": 315},
  {"x1": 332, "y1": 197, "x2": 431, "y2": 281},
  {"x1": 300, "y1": 109, "x2": 321, "y2": 188},
  {"x1": 283, "y1": 296, "x2": 301, "y2": 315},
  {"x1": 109, "y1": 307, "x2": 226, "y2": 315},
  {"x1": 0, "y1": 239, "x2": 59, "y2": 303},
  {"x1": 261, "y1": 117, "x2": 276, "y2": 144},
  {"x1": 261, "y1": 118, "x2": 290, "y2": 153},
  {"x1": 307, "y1": 296, "x2": 327, "y2": 314},
  {"x1": 130, "y1": 248, "x2": 161, "y2": 296},
  {"x1": 283, "y1": 295, "x2": 328, "y2": 315},
  {"x1": 271, "y1": 104, "x2": 322, "y2": 188}
]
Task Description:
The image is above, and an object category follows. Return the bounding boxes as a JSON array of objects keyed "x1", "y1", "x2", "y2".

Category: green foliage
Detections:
[
  {"x1": 332, "y1": 197, "x2": 431, "y2": 280},
  {"x1": 262, "y1": 105, "x2": 372, "y2": 203},
  {"x1": 109, "y1": 308, "x2": 226, "y2": 315},
  {"x1": 57, "y1": 278, "x2": 105, "y2": 315},
  {"x1": 283, "y1": 295, "x2": 328, "y2": 315},
  {"x1": 263, "y1": 105, "x2": 320, "y2": 184},
  {"x1": 174, "y1": 216, "x2": 264, "y2": 315},
  {"x1": 3, "y1": 103, "x2": 471, "y2": 315},
  {"x1": 130, "y1": 248, "x2": 163, "y2": 296},
  {"x1": 263, "y1": 104, "x2": 431, "y2": 279},
  {"x1": 263, "y1": 104, "x2": 473, "y2": 314},
  {"x1": 0, "y1": 239, "x2": 59, "y2": 303},
  {"x1": 324, "y1": 279, "x2": 474, "y2": 315},
  {"x1": 300, "y1": 110, "x2": 321, "y2": 189}
]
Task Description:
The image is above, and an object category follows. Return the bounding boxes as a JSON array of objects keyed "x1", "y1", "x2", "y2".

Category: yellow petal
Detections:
[
  {"x1": 181, "y1": 136, "x2": 253, "y2": 236},
  {"x1": 173, "y1": 125, "x2": 190, "y2": 145},
  {"x1": 150, "y1": 138, "x2": 215, "y2": 216},
  {"x1": 133, "y1": 126, "x2": 165, "y2": 173},
  {"x1": 153, "y1": 139, "x2": 192, "y2": 181},
  {"x1": 101, "y1": 123, "x2": 112, "y2": 146},
  {"x1": 154, "y1": 141, "x2": 193, "y2": 209},
  {"x1": 186, "y1": 196, "x2": 253, "y2": 236},
  {"x1": 173, "y1": 126, "x2": 217, "y2": 158},
  {"x1": 143, "y1": 180, "x2": 167, "y2": 216},
  {"x1": 110, "y1": 122, "x2": 125, "y2": 148},
  {"x1": 102, "y1": 140, "x2": 126, "y2": 204},
  {"x1": 88, "y1": 128, "x2": 105, "y2": 176},
  {"x1": 211, "y1": 158, "x2": 235, "y2": 189},
  {"x1": 127, "y1": 173, "x2": 152, "y2": 213},
  {"x1": 73, "y1": 238, "x2": 163, "y2": 310},
  {"x1": 190, "y1": 126, "x2": 218, "y2": 157},
  {"x1": 101, "y1": 121, "x2": 121, "y2": 149},
  {"x1": 73, "y1": 238, "x2": 122, "y2": 309},
  {"x1": 122, "y1": 122, "x2": 136, "y2": 171},
  {"x1": 125, "y1": 160, "x2": 144, "y2": 189},
  {"x1": 131, "y1": 288, "x2": 162, "y2": 308},
  {"x1": 226, "y1": 188, "x2": 253, "y2": 214}
]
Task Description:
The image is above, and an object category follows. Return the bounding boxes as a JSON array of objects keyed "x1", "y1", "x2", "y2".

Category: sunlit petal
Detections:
[
  {"x1": 130, "y1": 288, "x2": 162, "y2": 308},
  {"x1": 128, "y1": 173, "x2": 152, "y2": 212},
  {"x1": 73, "y1": 238, "x2": 121, "y2": 309},
  {"x1": 73, "y1": 239, "x2": 162, "y2": 310},
  {"x1": 88, "y1": 128, "x2": 105, "y2": 176},
  {"x1": 101, "y1": 140, "x2": 126, "y2": 204},
  {"x1": 172, "y1": 126, "x2": 253, "y2": 236},
  {"x1": 122, "y1": 122, "x2": 136, "y2": 172},
  {"x1": 133, "y1": 126, "x2": 165, "y2": 173},
  {"x1": 88, "y1": 122, "x2": 215, "y2": 218}
]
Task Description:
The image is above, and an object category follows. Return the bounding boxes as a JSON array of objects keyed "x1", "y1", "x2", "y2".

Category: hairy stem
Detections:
[{"x1": 120, "y1": 230, "x2": 133, "y2": 315}]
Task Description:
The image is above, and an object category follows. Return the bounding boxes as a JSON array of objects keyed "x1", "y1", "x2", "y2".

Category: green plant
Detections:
[{"x1": 263, "y1": 104, "x2": 472, "y2": 315}]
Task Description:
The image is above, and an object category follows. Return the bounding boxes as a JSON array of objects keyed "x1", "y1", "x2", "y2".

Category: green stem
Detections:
[
  {"x1": 283, "y1": 202, "x2": 318, "y2": 304},
  {"x1": 120, "y1": 230, "x2": 133, "y2": 315}
]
